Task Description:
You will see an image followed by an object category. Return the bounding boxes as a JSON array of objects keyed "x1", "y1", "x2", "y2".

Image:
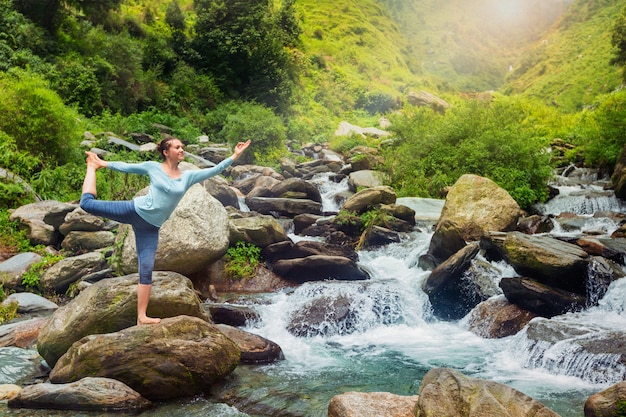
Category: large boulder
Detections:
[
  {"x1": 8, "y1": 377, "x2": 151, "y2": 412},
  {"x1": 49, "y1": 316, "x2": 240, "y2": 401},
  {"x1": 272, "y1": 255, "x2": 369, "y2": 283},
  {"x1": 40, "y1": 251, "x2": 105, "y2": 293},
  {"x1": 438, "y1": 174, "x2": 521, "y2": 241},
  {"x1": 493, "y1": 232, "x2": 590, "y2": 295},
  {"x1": 37, "y1": 271, "x2": 210, "y2": 367},
  {"x1": 421, "y1": 243, "x2": 489, "y2": 320},
  {"x1": 417, "y1": 368, "x2": 559, "y2": 417},
  {"x1": 9, "y1": 200, "x2": 64, "y2": 246},
  {"x1": 328, "y1": 391, "x2": 419, "y2": 417},
  {"x1": 117, "y1": 184, "x2": 230, "y2": 277},
  {"x1": 466, "y1": 295, "x2": 537, "y2": 338},
  {"x1": 584, "y1": 381, "x2": 626, "y2": 417},
  {"x1": 342, "y1": 186, "x2": 396, "y2": 214},
  {"x1": 228, "y1": 214, "x2": 290, "y2": 248},
  {"x1": 0, "y1": 252, "x2": 42, "y2": 290},
  {"x1": 499, "y1": 277, "x2": 587, "y2": 318}
]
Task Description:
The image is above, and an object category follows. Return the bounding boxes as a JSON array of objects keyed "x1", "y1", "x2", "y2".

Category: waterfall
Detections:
[{"x1": 308, "y1": 172, "x2": 350, "y2": 213}]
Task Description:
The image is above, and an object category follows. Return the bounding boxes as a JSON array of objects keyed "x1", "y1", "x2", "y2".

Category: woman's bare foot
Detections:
[
  {"x1": 137, "y1": 316, "x2": 161, "y2": 325},
  {"x1": 85, "y1": 151, "x2": 106, "y2": 170}
]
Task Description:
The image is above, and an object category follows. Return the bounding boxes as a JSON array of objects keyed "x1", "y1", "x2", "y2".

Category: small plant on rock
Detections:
[{"x1": 224, "y1": 241, "x2": 261, "y2": 280}]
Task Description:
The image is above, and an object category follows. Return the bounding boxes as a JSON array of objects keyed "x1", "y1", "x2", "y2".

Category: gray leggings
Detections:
[{"x1": 80, "y1": 193, "x2": 159, "y2": 285}]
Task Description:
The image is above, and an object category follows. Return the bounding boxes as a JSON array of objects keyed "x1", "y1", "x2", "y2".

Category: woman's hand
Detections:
[
  {"x1": 85, "y1": 151, "x2": 108, "y2": 170},
  {"x1": 232, "y1": 140, "x2": 251, "y2": 160}
]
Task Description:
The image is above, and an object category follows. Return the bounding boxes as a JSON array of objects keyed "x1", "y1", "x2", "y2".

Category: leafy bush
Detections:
[
  {"x1": 383, "y1": 95, "x2": 554, "y2": 208},
  {"x1": 0, "y1": 300, "x2": 18, "y2": 325},
  {"x1": 21, "y1": 253, "x2": 64, "y2": 292},
  {"x1": 224, "y1": 242, "x2": 261, "y2": 280},
  {"x1": 220, "y1": 102, "x2": 289, "y2": 166},
  {"x1": 0, "y1": 209, "x2": 31, "y2": 254},
  {"x1": 568, "y1": 90, "x2": 626, "y2": 173},
  {"x1": 0, "y1": 70, "x2": 83, "y2": 166}
]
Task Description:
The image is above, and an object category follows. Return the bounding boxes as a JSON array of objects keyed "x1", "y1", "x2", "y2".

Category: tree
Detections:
[
  {"x1": 191, "y1": 0, "x2": 300, "y2": 112},
  {"x1": 13, "y1": 0, "x2": 122, "y2": 33},
  {"x1": 611, "y1": 5, "x2": 626, "y2": 81}
]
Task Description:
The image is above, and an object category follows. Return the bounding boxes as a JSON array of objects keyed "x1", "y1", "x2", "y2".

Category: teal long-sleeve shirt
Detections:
[{"x1": 107, "y1": 157, "x2": 234, "y2": 227}]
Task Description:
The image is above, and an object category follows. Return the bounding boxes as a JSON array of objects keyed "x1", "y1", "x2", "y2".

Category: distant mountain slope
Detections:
[
  {"x1": 377, "y1": 0, "x2": 569, "y2": 92},
  {"x1": 501, "y1": 0, "x2": 625, "y2": 112}
]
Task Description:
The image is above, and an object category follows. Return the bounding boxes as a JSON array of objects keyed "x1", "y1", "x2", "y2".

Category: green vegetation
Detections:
[
  {"x1": 224, "y1": 241, "x2": 261, "y2": 280},
  {"x1": 384, "y1": 95, "x2": 564, "y2": 208},
  {"x1": 21, "y1": 253, "x2": 64, "y2": 291},
  {"x1": 615, "y1": 400, "x2": 626, "y2": 417},
  {"x1": 0, "y1": 210, "x2": 32, "y2": 254},
  {"x1": 0, "y1": 299, "x2": 18, "y2": 325},
  {"x1": 0, "y1": 0, "x2": 625, "y2": 213}
]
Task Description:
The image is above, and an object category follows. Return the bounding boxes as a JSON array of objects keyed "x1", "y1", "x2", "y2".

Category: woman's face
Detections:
[{"x1": 165, "y1": 139, "x2": 185, "y2": 163}]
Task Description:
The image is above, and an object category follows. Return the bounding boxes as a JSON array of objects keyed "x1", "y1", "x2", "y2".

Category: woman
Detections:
[{"x1": 80, "y1": 137, "x2": 251, "y2": 325}]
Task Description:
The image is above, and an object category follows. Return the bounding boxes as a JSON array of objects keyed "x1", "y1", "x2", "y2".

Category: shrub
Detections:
[
  {"x1": 220, "y1": 101, "x2": 289, "y2": 166},
  {"x1": 383, "y1": 96, "x2": 554, "y2": 208},
  {"x1": 224, "y1": 242, "x2": 261, "y2": 280},
  {"x1": 21, "y1": 253, "x2": 64, "y2": 292},
  {"x1": 0, "y1": 71, "x2": 83, "y2": 166},
  {"x1": 0, "y1": 208, "x2": 32, "y2": 254}
]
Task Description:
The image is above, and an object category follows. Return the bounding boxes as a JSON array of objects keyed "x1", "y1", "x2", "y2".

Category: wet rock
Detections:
[
  {"x1": 37, "y1": 271, "x2": 210, "y2": 367},
  {"x1": 524, "y1": 317, "x2": 626, "y2": 383},
  {"x1": 500, "y1": 277, "x2": 587, "y2": 318},
  {"x1": 360, "y1": 225, "x2": 400, "y2": 248},
  {"x1": 8, "y1": 377, "x2": 151, "y2": 411},
  {"x1": 421, "y1": 219, "x2": 466, "y2": 270},
  {"x1": 584, "y1": 381, "x2": 626, "y2": 417},
  {"x1": 467, "y1": 295, "x2": 537, "y2": 338},
  {"x1": 49, "y1": 316, "x2": 240, "y2": 401},
  {"x1": 328, "y1": 391, "x2": 419, "y2": 417},
  {"x1": 272, "y1": 255, "x2": 369, "y2": 283},
  {"x1": 207, "y1": 303, "x2": 260, "y2": 327},
  {"x1": 215, "y1": 324, "x2": 284, "y2": 364},
  {"x1": 417, "y1": 368, "x2": 559, "y2": 416},
  {"x1": 288, "y1": 295, "x2": 357, "y2": 337},
  {"x1": 421, "y1": 243, "x2": 484, "y2": 320}
]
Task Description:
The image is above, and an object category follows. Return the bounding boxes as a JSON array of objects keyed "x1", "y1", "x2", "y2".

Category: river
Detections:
[{"x1": 0, "y1": 167, "x2": 624, "y2": 417}]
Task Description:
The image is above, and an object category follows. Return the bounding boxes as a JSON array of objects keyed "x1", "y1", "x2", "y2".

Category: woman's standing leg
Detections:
[{"x1": 134, "y1": 222, "x2": 161, "y2": 325}]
